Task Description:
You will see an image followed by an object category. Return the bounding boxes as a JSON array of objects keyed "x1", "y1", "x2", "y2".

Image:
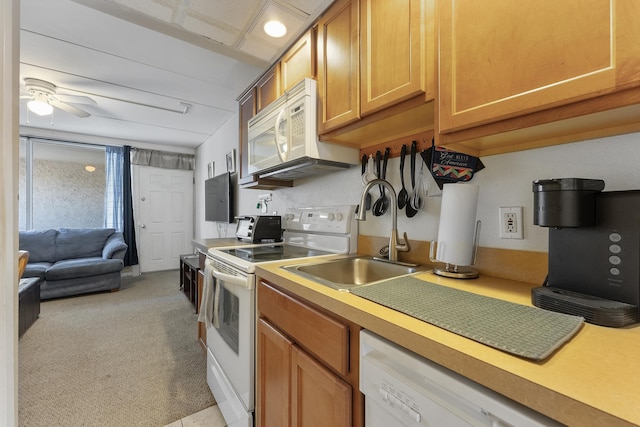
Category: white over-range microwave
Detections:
[{"x1": 247, "y1": 78, "x2": 358, "y2": 180}]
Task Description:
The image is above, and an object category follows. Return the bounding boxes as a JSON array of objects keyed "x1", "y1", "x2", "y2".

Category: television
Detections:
[{"x1": 205, "y1": 172, "x2": 234, "y2": 223}]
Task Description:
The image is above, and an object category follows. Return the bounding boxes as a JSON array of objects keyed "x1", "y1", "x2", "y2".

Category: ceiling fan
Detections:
[{"x1": 20, "y1": 78, "x2": 97, "y2": 118}]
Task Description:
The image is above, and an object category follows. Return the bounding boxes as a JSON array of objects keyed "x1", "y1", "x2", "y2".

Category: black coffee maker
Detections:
[{"x1": 532, "y1": 178, "x2": 640, "y2": 327}]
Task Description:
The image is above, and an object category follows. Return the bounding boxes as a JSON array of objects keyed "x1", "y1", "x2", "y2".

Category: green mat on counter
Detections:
[{"x1": 351, "y1": 276, "x2": 584, "y2": 360}]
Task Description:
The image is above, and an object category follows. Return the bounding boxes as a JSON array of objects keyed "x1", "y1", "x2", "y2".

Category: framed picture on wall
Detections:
[{"x1": 226, "y1": 149, "x2": 236, "y2": 173}]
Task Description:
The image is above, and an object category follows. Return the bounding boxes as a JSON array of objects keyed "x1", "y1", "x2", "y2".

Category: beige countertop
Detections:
[{"x1": 256, "y1": 257, "x2": 640, "y2": 427}]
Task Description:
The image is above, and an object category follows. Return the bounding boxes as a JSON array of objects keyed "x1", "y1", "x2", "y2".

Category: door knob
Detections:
[
  {"x1": 141, "y1": 197, "x2": 146, "y2": 201},
  {"x1": 140, "y1": 224, "x2": 146, "y2": 228}
]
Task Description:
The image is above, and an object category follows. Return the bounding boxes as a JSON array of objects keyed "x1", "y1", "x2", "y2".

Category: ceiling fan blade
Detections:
[
  {"x1": 55, "y1": 94, "x2": 98, "y2": 106},
  {"x1": 50, "y1": 100, "x2": 91, "y2": 118}
]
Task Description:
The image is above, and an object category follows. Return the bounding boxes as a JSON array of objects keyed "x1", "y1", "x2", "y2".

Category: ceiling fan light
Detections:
[
  {"x1": 27, "y1": 98, "x2": 53, "y2": 116},
  {"x1": 264, "y1": 20, "x2": 287, "y2": 38}
]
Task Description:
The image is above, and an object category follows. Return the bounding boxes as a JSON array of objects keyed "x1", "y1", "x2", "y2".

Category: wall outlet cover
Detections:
[{"x1": 499, "y1": 206, "x2": 524, "y2": 239}]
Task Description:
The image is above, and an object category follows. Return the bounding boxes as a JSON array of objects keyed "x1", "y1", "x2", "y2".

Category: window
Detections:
[{"x1": 19, "y1": 138, "x2": 106, "y2": 230}]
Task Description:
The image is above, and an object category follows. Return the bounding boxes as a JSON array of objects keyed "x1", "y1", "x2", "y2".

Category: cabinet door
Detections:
[
  {"x1": 257, "y1": 64, "x2": 280, "y2": 113},
  {"x1": 317, "y1": 0, "x2": 360, "y2": 133},
  {"x1": 291, "y1": 345, "x2": 352, "y2": 427},
  {"x1": 281, "y1": 30, "x2": 315, "y2": 92},
  {"x1": 238, "y1": 89, "x2": 255, "y2": 181},
  {"x1": 439, "y1": 0, "x2": 640, "y2": 133},
  {"x1": 360, "y1": 0, "x2": 427, "y2": 115},
  {"x1": 257, "y1": 318, "x2": 292, "y2": 427},
  {"x1": 258, "y1": 281, "x2": 349, "y2": 376}
]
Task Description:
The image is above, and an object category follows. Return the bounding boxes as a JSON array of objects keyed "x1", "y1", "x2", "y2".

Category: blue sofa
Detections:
[{"x1": 19, "y1": 228, "x2": 128, "y2": 300}]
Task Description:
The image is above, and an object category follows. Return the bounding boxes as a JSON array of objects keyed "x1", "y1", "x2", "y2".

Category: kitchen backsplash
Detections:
[{"x1": 196, "y1": 114, "x2": 640, "y2": 255}]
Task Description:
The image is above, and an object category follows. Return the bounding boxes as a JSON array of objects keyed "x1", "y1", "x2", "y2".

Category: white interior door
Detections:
[{"x1": 136, "y1": 166, "x2": 194, "y2": 273}]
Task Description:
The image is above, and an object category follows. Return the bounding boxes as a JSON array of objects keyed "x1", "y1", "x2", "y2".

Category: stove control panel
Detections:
[{"x1": 283, "y1": 205, "x2": 356, "y2": 234}]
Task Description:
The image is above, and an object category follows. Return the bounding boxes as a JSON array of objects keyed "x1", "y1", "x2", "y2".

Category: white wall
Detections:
[
  {"x1": 196, "y1": 123, "x2": 640, "y2": 254},
  {"x1": 1, "y1": 0, "x2": 19, "y2": 424},
  {"x1": 195, "y1": 112, "x2": 250, "y2": 238}
]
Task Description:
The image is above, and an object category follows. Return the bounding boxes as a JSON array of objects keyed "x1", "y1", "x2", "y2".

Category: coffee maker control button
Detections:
[
  {"x1": 610, "y1": 268, "x2": 621, "y2": 276},
  {"x1": 609, "y1": 233, "x2": 622, "y2": 242},
  {"x1": 609, "y1": 255, "x2": 621, "y2": 265},
  {"x1": 609, "y1": 244, "x2": 621, "y2": 254}
]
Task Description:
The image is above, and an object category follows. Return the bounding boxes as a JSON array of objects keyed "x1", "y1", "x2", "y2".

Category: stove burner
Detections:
[{"x1": 219, "y1": 245, "x2": 332, "y2": 263}]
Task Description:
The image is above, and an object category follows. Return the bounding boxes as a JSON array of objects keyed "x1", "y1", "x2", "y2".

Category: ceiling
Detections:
[{"x1": 19, "y1": 0, "x2": 333, "y2": 151}]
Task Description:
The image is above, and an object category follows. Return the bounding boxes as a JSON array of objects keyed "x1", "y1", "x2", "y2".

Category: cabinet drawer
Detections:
[{"x1": 258, "y1": 281, "x2": 349, "y2": 376}]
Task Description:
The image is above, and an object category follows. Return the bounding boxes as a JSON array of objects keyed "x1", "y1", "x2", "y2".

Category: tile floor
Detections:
[{"x1": 164, "y1": 405, "x2": 226, "y2": 427}]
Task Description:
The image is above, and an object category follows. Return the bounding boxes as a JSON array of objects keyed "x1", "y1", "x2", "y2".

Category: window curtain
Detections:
[
  {"x1": 122, "y1": 146, "x2": 139, "y2": 266},
  {"x1": 104, "y1": 145, "x2": 139, "y2": 266},
  {"x1": 104, "y1": 146, "x2": 123, "y2": 231},
  {"x1": 131, "y1": 148, "x2": 194, "y2": 170}
]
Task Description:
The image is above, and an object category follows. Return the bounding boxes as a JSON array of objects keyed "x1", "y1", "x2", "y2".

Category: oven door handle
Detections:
[{"x1": 210, "y1": 268, "x2": 253, "y2": 291}]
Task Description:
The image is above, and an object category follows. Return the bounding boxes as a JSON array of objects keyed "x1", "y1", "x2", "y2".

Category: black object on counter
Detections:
[{"x1": 532, "y1": 178, "x2": 605, "y2": 228}]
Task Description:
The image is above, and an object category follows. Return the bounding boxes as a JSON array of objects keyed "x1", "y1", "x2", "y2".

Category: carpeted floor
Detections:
[{"x1": 18, "y1": 270, "x2": 215, "y2": 427}]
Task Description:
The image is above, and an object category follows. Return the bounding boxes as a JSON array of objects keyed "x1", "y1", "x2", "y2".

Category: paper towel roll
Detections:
[{"x1": 436, "y1": 184, "x2": 479, "y2": 266}]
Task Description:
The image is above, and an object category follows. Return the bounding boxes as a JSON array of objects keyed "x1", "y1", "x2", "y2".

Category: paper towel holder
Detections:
[{"x1": 429, "y1": 220, "x2": 481, "y2": 279}]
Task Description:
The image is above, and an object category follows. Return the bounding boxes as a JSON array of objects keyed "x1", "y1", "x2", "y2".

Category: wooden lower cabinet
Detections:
[
  {"x1": 257, "y1": 318, "x2": 292, "y2": 427},
  {"x1": 291, "y1": 344, "x2": 351, "y2": 427},
  {"x1": 256, "y1": 280, "x2": 362, "y2": 427}
]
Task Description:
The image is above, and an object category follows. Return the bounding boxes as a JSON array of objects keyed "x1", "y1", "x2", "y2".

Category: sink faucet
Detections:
[{"x1": 356, "y1": 178, "x2": 410, "y2": 262}]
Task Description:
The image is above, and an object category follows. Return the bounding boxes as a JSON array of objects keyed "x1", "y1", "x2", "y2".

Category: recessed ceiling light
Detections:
[
  {"x1": 264, "y1": 20, "x2": 287, "y2": 38},
  {"x1": 85, "y1": 165, "x2": 96, "y2": 172}
]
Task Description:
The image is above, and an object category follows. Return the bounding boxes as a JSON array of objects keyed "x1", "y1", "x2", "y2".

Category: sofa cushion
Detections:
[
  {"x1": 102, "y1": 234, "x2": 128, "y2": 259},
  {"x1": 55, "y1": 228, "x2": 115, "y2": 261},
  {"x1": 46, "y1": 257, "x2": 124, "y2": 281},
  {"x1": 21, "y1": 262, "x2": 51, "y2": 279},
  {"x1": 19, "y1": 229, "x2": 57, "y2": 263}
]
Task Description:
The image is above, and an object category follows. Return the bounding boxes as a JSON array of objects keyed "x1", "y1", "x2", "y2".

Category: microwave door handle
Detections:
[{"x1": 274, "y1": 106, "x2": 289, "y2": 162}]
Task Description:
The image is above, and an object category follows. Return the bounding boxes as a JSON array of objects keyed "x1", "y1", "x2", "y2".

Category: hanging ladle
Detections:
[
  {"x1": 406, "y1": 141, "x2": 419, "y2": 218},
  {"x1": 397, "y1": 144, "x2": 408, "y2": 209},
  {"x1": 361, "y1": 154, "x2": 372, "y2": 210},
  {"x1": 373, "y1": 148, "x2": 390, "y2": 216}
]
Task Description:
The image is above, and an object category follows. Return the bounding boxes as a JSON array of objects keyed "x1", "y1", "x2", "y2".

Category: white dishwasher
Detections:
[{"x1": 360, "y1": 330, "x2": 562, "y2": 427}]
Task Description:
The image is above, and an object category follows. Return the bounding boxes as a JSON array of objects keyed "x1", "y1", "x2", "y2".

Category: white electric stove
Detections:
[{"x1": 201, "y1": 205, "x2": 358, "y2": 427}]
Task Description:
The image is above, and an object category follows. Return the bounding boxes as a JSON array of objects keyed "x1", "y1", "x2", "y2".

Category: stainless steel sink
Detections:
[{"x1": 282, "y1": 256, "x2": 426, "y2": 291}]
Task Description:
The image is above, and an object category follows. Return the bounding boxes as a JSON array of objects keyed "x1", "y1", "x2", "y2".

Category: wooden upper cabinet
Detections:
[
  {"x1": 360, "y1": 0, "x2": 430, "y2": 116},
  {"x1": 281, "y1": 29, "x2": 316, "y2": 92},
  {"x1": 256, "y1": 63, "x2": 280, "y2": 113},
  {"x1": 439, "y1": 0, "x2": 640, "y2": 133},
  {"x1": 317, "y1": 0, "x2": 360, "y2": 133}
]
